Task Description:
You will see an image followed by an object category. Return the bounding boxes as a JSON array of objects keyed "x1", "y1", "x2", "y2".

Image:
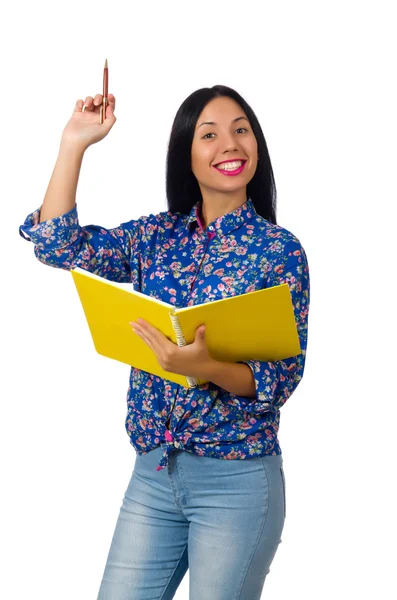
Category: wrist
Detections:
[
  {"x1": 59, "y1": 138, "x2": 87, "y2": 159},
  {"x1": 201, "y1": 359, "x2": 221, "y2": 382}
]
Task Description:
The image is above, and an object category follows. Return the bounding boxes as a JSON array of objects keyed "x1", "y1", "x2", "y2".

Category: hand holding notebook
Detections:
[
  {"x1": 70, "y1": 266, "x2": 302, "y2": 388},
  {"x1": 129, "y1": 318, "x2": 215, "y2": 382}
]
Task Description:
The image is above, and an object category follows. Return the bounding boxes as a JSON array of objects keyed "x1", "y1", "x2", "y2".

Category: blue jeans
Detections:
[{"x1": 97, "y1": 446, "x2": 286, "y2": 600}]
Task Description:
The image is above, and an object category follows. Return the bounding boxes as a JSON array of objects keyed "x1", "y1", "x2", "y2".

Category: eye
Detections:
[{"x1": 202, "y1": 127, "x2": 248, "y2": 139}]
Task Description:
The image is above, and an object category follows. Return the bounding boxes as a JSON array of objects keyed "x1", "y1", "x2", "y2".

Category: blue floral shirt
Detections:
[{"x1": 19, "y1": 197, "x2": 310, "y2": 472}]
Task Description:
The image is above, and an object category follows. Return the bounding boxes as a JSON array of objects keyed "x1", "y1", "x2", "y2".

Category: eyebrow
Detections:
[{"x1": 196, "y1": 116, "x2": 249, "y2": 129}]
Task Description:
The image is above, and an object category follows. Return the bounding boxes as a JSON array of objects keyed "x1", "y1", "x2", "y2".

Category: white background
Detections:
[{"x1": 1, "y1": 1, "x2": 396, "y2": 598}]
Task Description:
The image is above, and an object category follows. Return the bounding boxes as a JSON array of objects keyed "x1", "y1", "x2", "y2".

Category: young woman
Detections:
[{"x1": 20, "y1": 85, "x2": 310, "y2": 600}]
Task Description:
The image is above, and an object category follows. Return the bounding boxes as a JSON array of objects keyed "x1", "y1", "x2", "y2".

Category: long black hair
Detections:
[{"x1": 165, "y1": 85, "x2": 277, "y2": 225}]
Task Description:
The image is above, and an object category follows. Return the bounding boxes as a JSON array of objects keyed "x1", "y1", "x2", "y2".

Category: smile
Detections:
[{"x1": 213, "y1": 160, "x2": 247, "y2": 176}]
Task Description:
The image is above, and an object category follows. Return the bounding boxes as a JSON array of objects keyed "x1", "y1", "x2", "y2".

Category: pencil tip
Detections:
[{"x1": 105, "y1": 58, "x2": 108, "y2": 68}]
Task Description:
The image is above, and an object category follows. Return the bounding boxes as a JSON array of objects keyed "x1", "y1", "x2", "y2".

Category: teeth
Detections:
[{"x1": 216, "y1": 160, "x2": 244, "y2": 170}]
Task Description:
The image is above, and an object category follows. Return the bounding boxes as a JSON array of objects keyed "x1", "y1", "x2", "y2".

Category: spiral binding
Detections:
[{"x1": 169, "y1": 311, "x2": 203, "y2": 388}]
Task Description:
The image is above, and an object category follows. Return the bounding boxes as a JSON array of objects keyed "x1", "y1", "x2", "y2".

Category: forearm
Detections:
[
  {"x1": 39, "y1": 141, "x2": 85, "y2": 223},
  {"x1": 206, "y1": 360, "x2": 257, "y2": 398}
]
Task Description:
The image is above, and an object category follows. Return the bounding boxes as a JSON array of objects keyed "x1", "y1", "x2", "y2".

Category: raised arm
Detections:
[
  {"x1": 19, "y1": 201, "x2": 150, "y2": 284},
  {"x1": 19, "y1": 92, "x2": 150, "y2": 284}
]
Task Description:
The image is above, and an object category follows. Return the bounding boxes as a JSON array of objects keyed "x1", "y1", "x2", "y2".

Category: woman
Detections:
[{"x1": 19, "y1": 85, "x2": 310, "y2": 600}]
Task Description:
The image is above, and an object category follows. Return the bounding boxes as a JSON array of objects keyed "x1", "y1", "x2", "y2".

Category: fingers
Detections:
[
  {"x1": 83, "y1": 95, "x2": 98, "y2": 111},
  {"x1": 77, "y1": 94, "x2": 116, "y2": 113}
]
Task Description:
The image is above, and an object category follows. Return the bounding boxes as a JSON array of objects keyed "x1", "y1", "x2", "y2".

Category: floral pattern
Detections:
[{"x1": 20, "y1": 197, "x2": 310, "y2": 471}]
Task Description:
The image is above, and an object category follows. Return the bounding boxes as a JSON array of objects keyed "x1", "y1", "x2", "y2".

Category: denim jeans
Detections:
[{"x1": 97, "y1": 445, "x2": 286, "y2": 600}]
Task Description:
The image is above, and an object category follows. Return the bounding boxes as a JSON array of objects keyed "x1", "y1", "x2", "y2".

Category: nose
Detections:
[
  {"x1": 224, "y1": 138, "x2": 238, "y2": 149},
  {"x1": 222, "y1": 145, "x2": 240, "y2": 157},
  {"x1": 222, "y1": 140, "x2": 241, "y2": 156}
]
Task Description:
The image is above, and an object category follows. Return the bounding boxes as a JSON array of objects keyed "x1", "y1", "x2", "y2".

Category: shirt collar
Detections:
[{"x1": 186, "y1": 197, "x2": 257, "y2": 236}]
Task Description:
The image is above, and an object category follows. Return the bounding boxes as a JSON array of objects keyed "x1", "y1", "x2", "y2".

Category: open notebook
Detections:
[{"x1": 70, "y1": 266, "x2": 301, "y2": 388}]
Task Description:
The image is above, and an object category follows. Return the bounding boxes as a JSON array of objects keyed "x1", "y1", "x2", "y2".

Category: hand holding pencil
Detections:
[{"x1": 61, "y1": 59, "x2": 116, "y2": 152}]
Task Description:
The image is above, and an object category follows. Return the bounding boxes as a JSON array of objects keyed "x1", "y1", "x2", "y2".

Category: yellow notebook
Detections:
[{"x1": 70, "y1": 266, "x2": 301, "y2": 388}]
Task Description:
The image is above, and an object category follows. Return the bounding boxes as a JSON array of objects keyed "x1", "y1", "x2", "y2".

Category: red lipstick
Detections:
[{"x1": 213, "y1": 161, "x2": 247, "y2": 176}]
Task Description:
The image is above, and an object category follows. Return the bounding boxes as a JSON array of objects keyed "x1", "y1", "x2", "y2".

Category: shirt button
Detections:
[{"x1": 208, "y1": 226, "x2": 214, "y2": 231}]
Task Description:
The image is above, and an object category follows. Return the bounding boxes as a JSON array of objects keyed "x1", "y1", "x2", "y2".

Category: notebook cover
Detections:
[{"x1": 71, "y1": 267, "x2": 301, "y2": 387}]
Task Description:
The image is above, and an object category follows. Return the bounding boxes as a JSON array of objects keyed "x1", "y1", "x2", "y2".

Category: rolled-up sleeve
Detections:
[
  {"x1": 19, "y1": 203, "x2": 150, "y2": 285},
  {"x1": 238, "y1": 242, "x2": 310, "y2": 412}
]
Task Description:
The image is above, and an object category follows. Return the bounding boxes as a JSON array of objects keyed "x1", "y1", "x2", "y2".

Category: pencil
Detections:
[{"x1": 100, "y1": 58, "x2": 108, "y2": 125}]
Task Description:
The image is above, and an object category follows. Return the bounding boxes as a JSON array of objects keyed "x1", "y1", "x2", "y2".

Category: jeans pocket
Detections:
[{"x1": 280, "y1": 466, "x2": 286, "y2": 518}]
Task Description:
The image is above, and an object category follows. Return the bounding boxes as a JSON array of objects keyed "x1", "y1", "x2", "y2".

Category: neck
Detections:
[{"x1": 199, "y1": 189, "x2": 247, "y2": 229}]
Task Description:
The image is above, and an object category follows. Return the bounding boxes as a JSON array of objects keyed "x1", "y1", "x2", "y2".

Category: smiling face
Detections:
[{"x1": 191, "y1": 96, "x2": 258, "y2": 203}]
